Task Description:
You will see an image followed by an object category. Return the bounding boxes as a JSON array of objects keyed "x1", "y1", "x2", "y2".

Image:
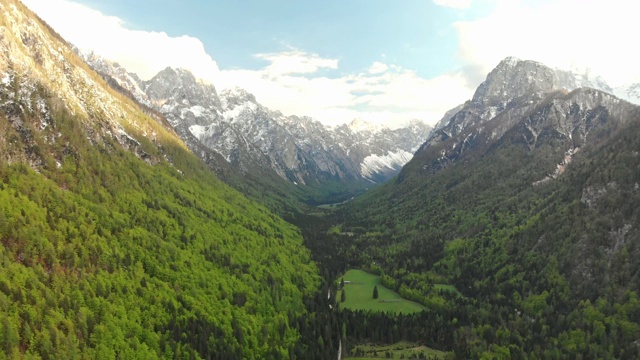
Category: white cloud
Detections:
[
  {"x1": 454, "y1": 0, "x2": 640, "y2": 87},
  {"x1": 256, "y1": 50, "x2": 338, "y2": 76},
  {"x1": 433, "y1": 0, "x2": 473, "y2": 10},
  {"x1": 20, "y1": 0, "x2": 221, "y2": 83},
  {"x1": 368, "y1": 62, "x2": 388, "y2": 74}
]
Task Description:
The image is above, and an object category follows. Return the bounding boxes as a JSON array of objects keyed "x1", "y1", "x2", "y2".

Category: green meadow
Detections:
[{"x1": 339, "y1": 269, "x2": 426, "y2": 314}]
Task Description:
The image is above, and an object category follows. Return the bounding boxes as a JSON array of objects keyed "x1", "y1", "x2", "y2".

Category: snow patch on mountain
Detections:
[
  {"x1": 223, "y1": 101, "x2": 258, "y2": 120},
  {"x1": 361, "y1": 150, "x2": 414, "y2": 180},
  {"x1": 185, "y1": 105, "x2": 206, "y2": 118},
  {"x1": 188, "y1": 124, "x2": 207, "y2": 139}
]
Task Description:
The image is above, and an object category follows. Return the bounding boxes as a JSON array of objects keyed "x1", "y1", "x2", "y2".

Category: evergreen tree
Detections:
[
  {"x1": 341, "y1": 289, "x2": 346, "y2": 303},
  {"x1": 340, "y1": 277, "x2": 345, "y2": 289},
  {"x1": 373, "y1": 285, "x2": 379, "y2": 299}
]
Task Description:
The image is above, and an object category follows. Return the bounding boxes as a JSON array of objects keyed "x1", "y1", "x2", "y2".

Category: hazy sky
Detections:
[{"x1": 20, "y1": 0, "x2": 640, "y2": 127}]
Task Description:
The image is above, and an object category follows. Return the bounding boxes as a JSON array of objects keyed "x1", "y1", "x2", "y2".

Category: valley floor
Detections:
[{"x1": 339, "y1": 269, "x2": 425, "y2": 314}]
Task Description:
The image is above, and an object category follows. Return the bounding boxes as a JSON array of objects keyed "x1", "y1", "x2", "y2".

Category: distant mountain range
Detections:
[
  {"x1": 81, "y1": 50, "x2": 640, "y2": 212},
  {"x1": 80, "y1": 51, "x2": 432, "y2": 189}
]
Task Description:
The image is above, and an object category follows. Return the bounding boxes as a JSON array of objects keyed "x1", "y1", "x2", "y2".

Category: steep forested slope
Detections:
[
  {"x1": 319, "y1": 63, "x2": 640, "y2": 358},
  {"x1": 0, "y1": 1, "x2": 322, "y2": 358}
]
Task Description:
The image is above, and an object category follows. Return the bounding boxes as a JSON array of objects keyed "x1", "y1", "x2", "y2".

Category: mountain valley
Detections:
[
  {"x1": 313, "y1": 57, "x2": 640, "y2": 358},
  {"x1": 2, "y1": 0, "x2": 640, "y2": 359}
]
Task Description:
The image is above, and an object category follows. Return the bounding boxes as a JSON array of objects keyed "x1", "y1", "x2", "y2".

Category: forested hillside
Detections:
[
  {"x1": 0, "y1": 1, "x2": 325, "y2": 358},
  {"x1": 312, "y1": 73, "x2": 640, "y2": 357}
]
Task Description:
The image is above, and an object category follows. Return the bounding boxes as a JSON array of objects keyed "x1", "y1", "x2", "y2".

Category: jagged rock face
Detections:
[
  {"x1": 0, "y1": 1, "x2": 173, "y2": 168},
  {"x1": 266, "y1": 113, "x2": 358, "y2": 183},
  {"x1": 198, "y1": 100, "x2": 432, "y2": 183},
  {"x1": 187, "y1": 88, "x2": 352, "y2": 184},
  {"x1": 144, "y1": 67, "x2": 221, "y2": 128},
  {"x1": 522, "y1": 89, "x2": 634, "y2": 146},
  {"x1": 81, "y1": 53, "x2": 432, "y2": 185},
  {"x1": 0, "y1": 3, "x2": 124, "y2": 124},
  {"x1": 411, "y1": 57, "x2": 637, "y2": 177},
  {"x1": 471, "y1": 57, "x2": 558, "y2": 109},
  {"x1": 78, "y1": 50, "x2": 152, "y2": 108},
  {"x1": 332, "y1": 119, "x2": 432, "y2": 181},
  {"x1": 428, "y1": 58, "x2": 619, "y2": 149},
  {"x1": 422, "y1": 58, "x2": 559, "y2": 152},
  {"x1": 432, "y1": 103, "x2": 465, "y2": 134}
]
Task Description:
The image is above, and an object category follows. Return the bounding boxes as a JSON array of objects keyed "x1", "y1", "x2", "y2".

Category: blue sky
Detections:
[
  {"x1": 78, "y1": 0, "x2": 471, "y2": 77},
  {"x1": 20, "y1": 0, "x2": 640, "y2": 127}
]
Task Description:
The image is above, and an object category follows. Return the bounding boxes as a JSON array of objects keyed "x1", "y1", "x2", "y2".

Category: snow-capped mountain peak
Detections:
[
  {"x1": 418, "y1": 56, "x2": 637, "y2": 177},
  {"x1": 347, "y1": 118, "x2": 387, "y2": 134}
]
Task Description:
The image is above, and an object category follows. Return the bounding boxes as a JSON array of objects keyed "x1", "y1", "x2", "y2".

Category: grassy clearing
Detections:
[
  {"x1": 346, "y1": 341, "x2": 452, "y2": 359},
  {"x1": 339, "y1": 269, "x2": 425, "y2": 314}
]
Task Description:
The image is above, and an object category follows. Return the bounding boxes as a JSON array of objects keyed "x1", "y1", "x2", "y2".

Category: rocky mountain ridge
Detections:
[{"x1": 414, "y1": 57, "x2": 636, "y2": 176}]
